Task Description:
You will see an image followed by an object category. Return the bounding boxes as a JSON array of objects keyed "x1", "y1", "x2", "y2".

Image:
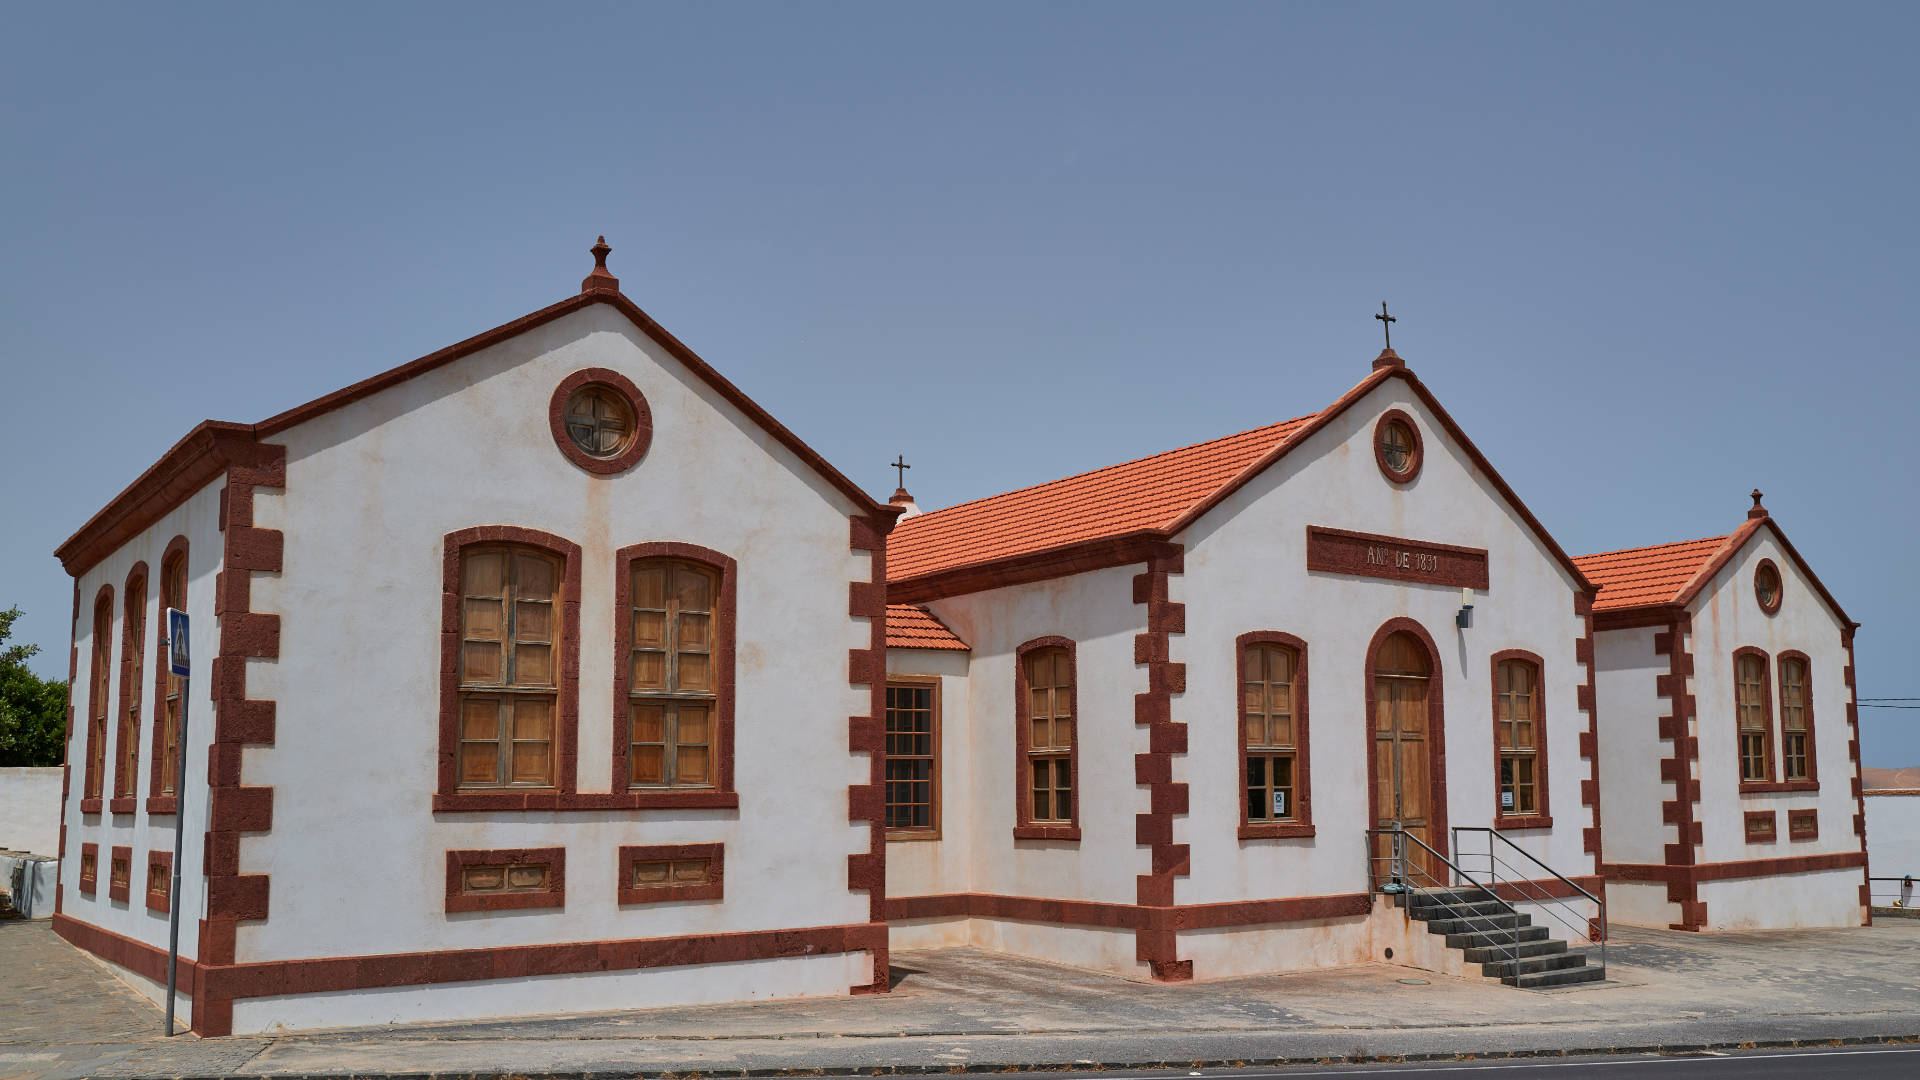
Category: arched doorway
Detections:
[{"x1": 1367, "y1": 622, "x2": 1446, "y2": 884}]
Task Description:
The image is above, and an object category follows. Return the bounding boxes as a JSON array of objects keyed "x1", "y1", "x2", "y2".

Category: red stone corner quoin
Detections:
[{"x1": 848, "y1": 509, "x2": 897, "y2": 994}]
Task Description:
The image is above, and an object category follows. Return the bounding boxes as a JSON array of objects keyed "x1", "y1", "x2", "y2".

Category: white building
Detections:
[
  {"x1": 48, "y1": 242, "x2": 1865, "y2": 1035},
  {"x1": 1578, "y1": 504, "x2": 1871, "y2": 930}
]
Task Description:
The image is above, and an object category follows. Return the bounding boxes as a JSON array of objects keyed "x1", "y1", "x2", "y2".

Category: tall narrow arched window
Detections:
[
  {"x1": 1025, "y1": 648, "x2": 1073, "y2": 823},
  {"x1": 1239, "y1": 632, "x2": 1312, "y2": 837},
  {"x1": 1778, "y1": 653, "x2": 1813, "y2": 783},
  {"x1": 456, "y1": 545, "x2": 560, "y2": 789},
  {"x1": 114, "y1": 567, "x2": 147, "y2": 807},
  {"x1": 1014, "y1": 637, "x2": 1079, "y2": 838},
  {"x1": 626, "y1": 559, "x2": 718, "y2": 789},
  {"x1": 84, "y1": 587, "x2": 113, "y2": 804},
  {"x1": 153, "y1": 542, "x2": 187, "y2": 805},
  {"x1": 1492, "y1": 652, "x2": 1548, "y2": 826},
  {"x1": 1734, "y1": 649, "x2": 1773, "y2": 784}
]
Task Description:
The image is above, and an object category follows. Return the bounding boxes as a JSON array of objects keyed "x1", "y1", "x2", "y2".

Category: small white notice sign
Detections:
[
  {"x1": 1272, "y1": 791, "x2": 1286, "y2": 818},
  {"x1": 166, "y1": 608, "x2": 190, "y2": 677},
  {"x1": 1501, "y1": 790, "x2": 1514, "y2": 810}
]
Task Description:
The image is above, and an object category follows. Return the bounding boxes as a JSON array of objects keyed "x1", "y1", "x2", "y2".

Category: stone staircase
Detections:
[{"x1": 1400, "y1": 887, "x2": 1604, "y2": 987}]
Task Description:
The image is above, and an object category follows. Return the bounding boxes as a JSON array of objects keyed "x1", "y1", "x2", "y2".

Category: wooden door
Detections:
[{"x1": 1372, "y1": 632, "x2": 1439, "y2": 883}]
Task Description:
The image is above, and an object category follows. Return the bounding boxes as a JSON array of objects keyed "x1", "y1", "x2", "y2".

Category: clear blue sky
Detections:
[{"x1": 3, "y1": 3, "x2": 1914, "y2": 763}]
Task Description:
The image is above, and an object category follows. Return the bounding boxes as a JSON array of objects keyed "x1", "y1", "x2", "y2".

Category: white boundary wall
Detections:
[
  {"x1": 1866, "y1": 792, "x2": 1920, "y2": 908},
  {"x1": 0, "y1": 767, "x2": 62, "y2": 857}
]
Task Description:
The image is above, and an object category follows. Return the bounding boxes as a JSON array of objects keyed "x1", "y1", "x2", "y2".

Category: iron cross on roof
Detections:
[
  {"x1": 891, "y1": 454, "x2": 911, "y2": 488},
  {"x1": 1374, "y1": 302, "x2": 1396, "y2": 350}
]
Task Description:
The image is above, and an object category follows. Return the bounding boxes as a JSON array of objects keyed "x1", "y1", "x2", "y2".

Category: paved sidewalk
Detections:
[{"x1": 5, "y1": 918, "x2": 1920, "y2": 1079}]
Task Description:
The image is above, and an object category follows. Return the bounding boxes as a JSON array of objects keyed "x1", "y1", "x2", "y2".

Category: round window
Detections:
[
  {"x1": 548, "y1": 368, "x2": 653, "y2": 475},
  {"x1": 564, "y1": 385, "x2": 637, "y2": 458},
  {"x1": 1373, "y1": 411, "x2": 1422, "y2": 483},
  {"x1": 1755, "y1": 560, "x2": 1782, "y2": 614}
]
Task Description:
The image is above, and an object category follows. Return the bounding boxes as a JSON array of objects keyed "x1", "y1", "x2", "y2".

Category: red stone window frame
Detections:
[
  {"x1": 1491, "y1": 649, "x2": 1553, "y2": 830},
  {"x1": 548, "y1": 368, "x2": 653, "y2": 476},
  {"x1": 148, "y1": 535, "x2": 189, "y2": 815},
  {"x1": 435, "y1": 527, "x2": 583, "y2": 812},
  {"x1": 616, "y1": 843, "x2": 725, "y2": 905},
  {"x1": 111, "y1": 563, "x2": 148, "y2": 814},
  {"x1": 1775, "y1": 650, "x2": 1818, "y2": 788},
  {"x1": 77, "y1": 842, "x2": 99, "y2": 895},
  {"x1": 107, "y1": 845, "x2": 132, "y2": 903},
  {"x1": 1013, "y1": 635, "x2": 1081, "y2": 841},
  {"x1": 1733, "y1": 647, "x2": 1814, "y2": 794},
  {"x1": 1754, "y1": 558, "x2": 1783, "y2": 616},
  {"x1": 146, "y1": 850, "x2": 173, "y2": 913},
  {"x1": 1788, "y1": 808, "x2": 1819, "y2": 841},
  {"x1": 444, "y1": 847, "x2": 566, "y2": 913},
  {"x1": 1744, "y1": 809, "x2": 1777, "y2": 844},
  {"x1": 611, "y1": 542, "x2": 739, "y2": 809},
  {"x1": 82, "y1": 585, "x2": 113, "y2": 812},
  {"x1": 1373, "y1": 409, "x2": 1424, "y2": 485},
  {"x1": 1238, "y1": 631, "x2": 1313, "y2": 840}
]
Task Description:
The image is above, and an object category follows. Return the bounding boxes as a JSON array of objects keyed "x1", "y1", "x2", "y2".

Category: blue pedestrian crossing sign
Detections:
[{"x1": 166, "y1": 608, "x2": 190, "y2": 677}]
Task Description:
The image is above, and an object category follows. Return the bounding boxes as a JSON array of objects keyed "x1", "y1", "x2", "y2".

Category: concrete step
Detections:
[
  {"x1": 1444, "y1": 923, "x2": 1551, "y2": 950},
  {"x1": 1505, "y1": 961, "x2": 1607, "y2": 988},
  {"x1": 1460, "y1": 937, "x2": 1567, "y2": 965},
  {"x1": 1423, "y1": 911, "x2": 1534, "y2": 936},
  {"x1": 1406, "y1": 887, "x2": 1496, "y2": 907},
  {"x1": 1480, "y1": 949, "x2": 1589, "y2": 980},
  {"x1": 1407, "y1": 897, "x2": 1510, "y2": 920}
]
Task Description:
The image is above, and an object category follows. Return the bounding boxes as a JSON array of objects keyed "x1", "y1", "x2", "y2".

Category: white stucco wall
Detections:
[
  {"x1": 926, "y1": 566, "x2": 1148, "y2": 907},
  {"x1": 883, "y1": 648, "x2": 972, "y2": 900},
  {"x1": 0, "y1": 767, "x2": 63, "y2": 857},
  {"x1": 1684, "y1": 529, "x2": 1862, "y2": 928},
  {"x1": 174, "y1": 303, "x2": 883, "y2": 1027},
  {"x1": 1174, "y1": 376, "x2": 1595, "y2": 910},
  {"x1": 1593, "y1": 626, "x2": 1668, "y2": 867},
  {"x1": 56, "y1": 476, "x2": 224, "y2": 985},
  {"x1": 1866, "y1": 793, "x2": 1920, "y2": 907}
]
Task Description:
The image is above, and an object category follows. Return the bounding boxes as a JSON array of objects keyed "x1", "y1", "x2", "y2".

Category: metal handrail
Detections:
[
  {"x1": 1450, "y1": 826, "x2": 1608, "y2": 979},
  {"x1": 1459, "y1": 827, "x2": 1604, "y2": 910},
  {"x1": 1478, "y1": 850, "x2": 1602, "y2": 944},
  {"x1": 1365, "y1": 827, "x2": 1525, "y2": 972}
]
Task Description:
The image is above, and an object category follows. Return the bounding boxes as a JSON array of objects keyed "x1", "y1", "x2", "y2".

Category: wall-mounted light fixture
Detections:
[{"x1": 1456, "y1": 587, "x2": 1475, "y2": 629}]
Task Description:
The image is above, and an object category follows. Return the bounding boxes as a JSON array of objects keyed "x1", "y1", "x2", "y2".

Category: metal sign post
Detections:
[{"x1": 163, "y1": 608, "x2": 190, "y2": 1036}]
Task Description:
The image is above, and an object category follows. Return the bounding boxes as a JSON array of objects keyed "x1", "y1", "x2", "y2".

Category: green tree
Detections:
[{"x1": 0, "y1": 606, "x2": 69, "y2": 767}]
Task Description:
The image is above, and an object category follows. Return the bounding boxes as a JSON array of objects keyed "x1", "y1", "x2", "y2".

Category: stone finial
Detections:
[
  {"x1": 1748, "y1": 488, "x2": 1767, "y2": 519},
  {"x1": 1372, "y1": 347, "x2": 1404, "y2": 371},
  {"x1": 582, "y1": 235, "x2": 620, "y2": 295}
]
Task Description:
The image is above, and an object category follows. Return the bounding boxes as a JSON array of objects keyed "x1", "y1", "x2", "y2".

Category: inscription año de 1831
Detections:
[
  {"x1": 1306, "y1": 526, "x2": 1490, "y2": 589},
  {"x1": 1367, "y1": 545, "x2": 1439, "y2": 573}
]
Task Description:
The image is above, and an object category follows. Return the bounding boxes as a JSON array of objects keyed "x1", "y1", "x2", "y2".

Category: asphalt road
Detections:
[{"x1": 1048, "y1": 1046, "x2": 1920, "y2": 1078}]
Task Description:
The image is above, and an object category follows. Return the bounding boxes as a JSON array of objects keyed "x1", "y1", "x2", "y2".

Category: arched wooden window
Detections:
[
  {"x1": 114, "y1": 568, "x2": 147, "y2": 805},
  {"x1": 626, "y1": 559, "x2": 719, "y2": 789},
  {"x1": 1492, "y1": 652, "x2": 1548, "y2": 825},
  {"x1": 1014, "y1": 637, "x2": 1079, "y2": 838},
  {"x1": 1734, "y1": 649, "x2": 1773, "y2": 784},
  {"x1": 1778, "y1": 653, "x2": 1813, "y2": 783},
  {"x1": 1239, "y1": 632, "x2": 1312, "y2": 837},
  {"x1": 83, "y1": 587, "x2": 113, "y2": 804},
  {"x1": 153, "y1": 542, "x2": 188, "y2": 804},
  {"x1": 456, "y1": 545, "x2": 561, "y2": 789}
]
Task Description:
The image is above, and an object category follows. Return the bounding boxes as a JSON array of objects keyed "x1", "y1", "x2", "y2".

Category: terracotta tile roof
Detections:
[
  {"x1": 884, "y1": 604, "x2": 968, "y2": 650},
  {"x1": 1571, "y1": 535, "x2": 1729, "y2": 612},
  {"x1": 888, "y1": 415, "x2": 1318, "y2": 582},
  {"x1": 1863, "y1": 766, "x2": 1920, "y2": 791}
]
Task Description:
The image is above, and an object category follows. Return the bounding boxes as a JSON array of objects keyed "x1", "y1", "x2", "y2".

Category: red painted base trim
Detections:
[
  {"x1": 55, "y1": 911, "x2": 884, "y2": 1038},
  {"x1": 1603, "y1": 851, "x2": 1866, "y2": 885},
  {"x1": 885, "y1": 891, "x2": 1374, "y2": 935}
]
